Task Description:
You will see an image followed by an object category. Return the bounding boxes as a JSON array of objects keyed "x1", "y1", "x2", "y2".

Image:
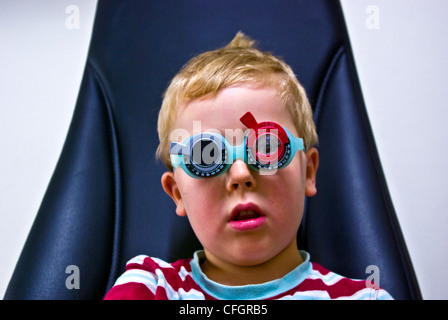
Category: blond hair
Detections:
[{"x1": 156, "y1": 32, "x2": 318, "y2": 170}]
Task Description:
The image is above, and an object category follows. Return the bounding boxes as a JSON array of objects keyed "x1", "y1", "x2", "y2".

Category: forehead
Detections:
[{"x1": 174, "y1": 85, "x2": 296, "y2": 135}]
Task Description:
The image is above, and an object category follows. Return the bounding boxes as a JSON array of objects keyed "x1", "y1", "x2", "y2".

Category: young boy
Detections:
[{"x1": 104, "y1": 33, "x2": 393, "y2": 300}]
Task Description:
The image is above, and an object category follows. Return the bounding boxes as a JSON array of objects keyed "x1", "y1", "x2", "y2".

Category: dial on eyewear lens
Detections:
[
  {"x1": 192, "y1": 139, "x2": 219, "y2": 166},
  {"x1": 256, "y1": 133, "x2": 279, "y2": 156}
]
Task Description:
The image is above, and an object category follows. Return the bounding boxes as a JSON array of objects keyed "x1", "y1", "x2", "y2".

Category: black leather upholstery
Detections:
[{"x1": 5, "y1": 0, "x2": 421, "y2": 300}]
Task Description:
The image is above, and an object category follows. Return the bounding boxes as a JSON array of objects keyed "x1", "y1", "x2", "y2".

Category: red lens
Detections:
[
  {"x1": 240, "y1": 112, "x2": 290, "y2": 167},
  {"x1": 247, "y1": 125, "x2": 288, "y2": 165}
]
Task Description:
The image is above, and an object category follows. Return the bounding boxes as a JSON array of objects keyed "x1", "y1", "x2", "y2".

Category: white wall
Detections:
[
  {"x1": 0, "y1": 0, "x2": 98, "y2": 297},
  {"x1": 0, "y1": 0, "x2": 446, "y2": 299},
  {"x1": 340, "y1": 0, "x2": 448, "y2": 299}
]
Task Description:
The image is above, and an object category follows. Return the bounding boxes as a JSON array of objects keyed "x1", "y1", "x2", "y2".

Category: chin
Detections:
[{"x1": 226, "y1": 246, "x2": 279, "y2": 267}]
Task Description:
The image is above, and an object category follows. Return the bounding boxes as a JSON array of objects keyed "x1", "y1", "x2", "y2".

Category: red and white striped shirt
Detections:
[{"x1": 104, "y1": 250, "x2": 393, "y2": 300}]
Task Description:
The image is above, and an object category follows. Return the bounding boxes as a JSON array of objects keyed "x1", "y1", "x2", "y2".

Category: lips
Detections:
[{"x1": 229, "y1": 203, "x2": 266, "y2": 231}]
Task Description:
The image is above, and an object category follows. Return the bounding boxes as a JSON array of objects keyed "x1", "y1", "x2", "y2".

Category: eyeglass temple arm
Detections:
[{"x1": 169, "y1": 142, "x2": 190, "y2": 156}]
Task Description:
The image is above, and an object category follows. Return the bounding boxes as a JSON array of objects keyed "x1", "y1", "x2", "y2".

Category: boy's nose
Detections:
[{"x1": 226, "y1": 160, "x2": 257, "y2": 192}]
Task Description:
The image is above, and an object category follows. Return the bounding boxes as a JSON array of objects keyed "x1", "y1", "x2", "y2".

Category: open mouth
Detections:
[
  {"x1": 229, "y1": 203, "x2": 266, "y2": 231},
  {"x1": 232, "y1": 209, "x2": 261, "y2": 221}
]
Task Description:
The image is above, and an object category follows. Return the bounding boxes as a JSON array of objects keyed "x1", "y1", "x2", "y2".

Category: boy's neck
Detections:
[{"x1": 200, "y1": 241, "x2": 303, "y2": 286}]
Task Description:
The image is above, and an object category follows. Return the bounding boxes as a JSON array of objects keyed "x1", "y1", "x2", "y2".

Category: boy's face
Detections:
[{"x1": 162, "y1": 84, "x2": 319, "y2": 268}]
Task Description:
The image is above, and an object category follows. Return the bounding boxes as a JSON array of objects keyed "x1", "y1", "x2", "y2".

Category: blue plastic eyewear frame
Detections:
[{"x1": 169, "y1": 112, "x2": 304, "y2": 178}]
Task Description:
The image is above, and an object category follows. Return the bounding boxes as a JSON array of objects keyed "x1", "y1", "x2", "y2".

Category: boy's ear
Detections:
[
  {"x1": 161, "y1": 171, "x2": 187, "y2": 217},
  {"x1": 304, "y1": 147, "x2": 319, "y2": 197}
]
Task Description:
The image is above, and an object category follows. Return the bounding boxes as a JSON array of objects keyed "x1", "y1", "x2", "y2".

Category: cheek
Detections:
[
  {"x1": 181, "y1": 182, "x2": 215, "y2": 213},
  {"x1": 177, "y1": 178, "x2": 224, "y2": 231},
  {"x1": 274, "y1": 155, "x2": 306, "y2": 196},
  {"x1": 175, "y1": 169, "x2": 217, "y2": 207},
  {"x1": 266, "y1": 156, "x2": 306, "y2": 219},
  {"x1": 181, "y1": 183, "x2": 226, "y2": 250}
]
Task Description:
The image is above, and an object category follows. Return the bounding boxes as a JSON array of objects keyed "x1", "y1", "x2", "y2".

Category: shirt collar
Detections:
[{"x1": 190, "y1": 250, "x2": 312, "y2": 300}]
